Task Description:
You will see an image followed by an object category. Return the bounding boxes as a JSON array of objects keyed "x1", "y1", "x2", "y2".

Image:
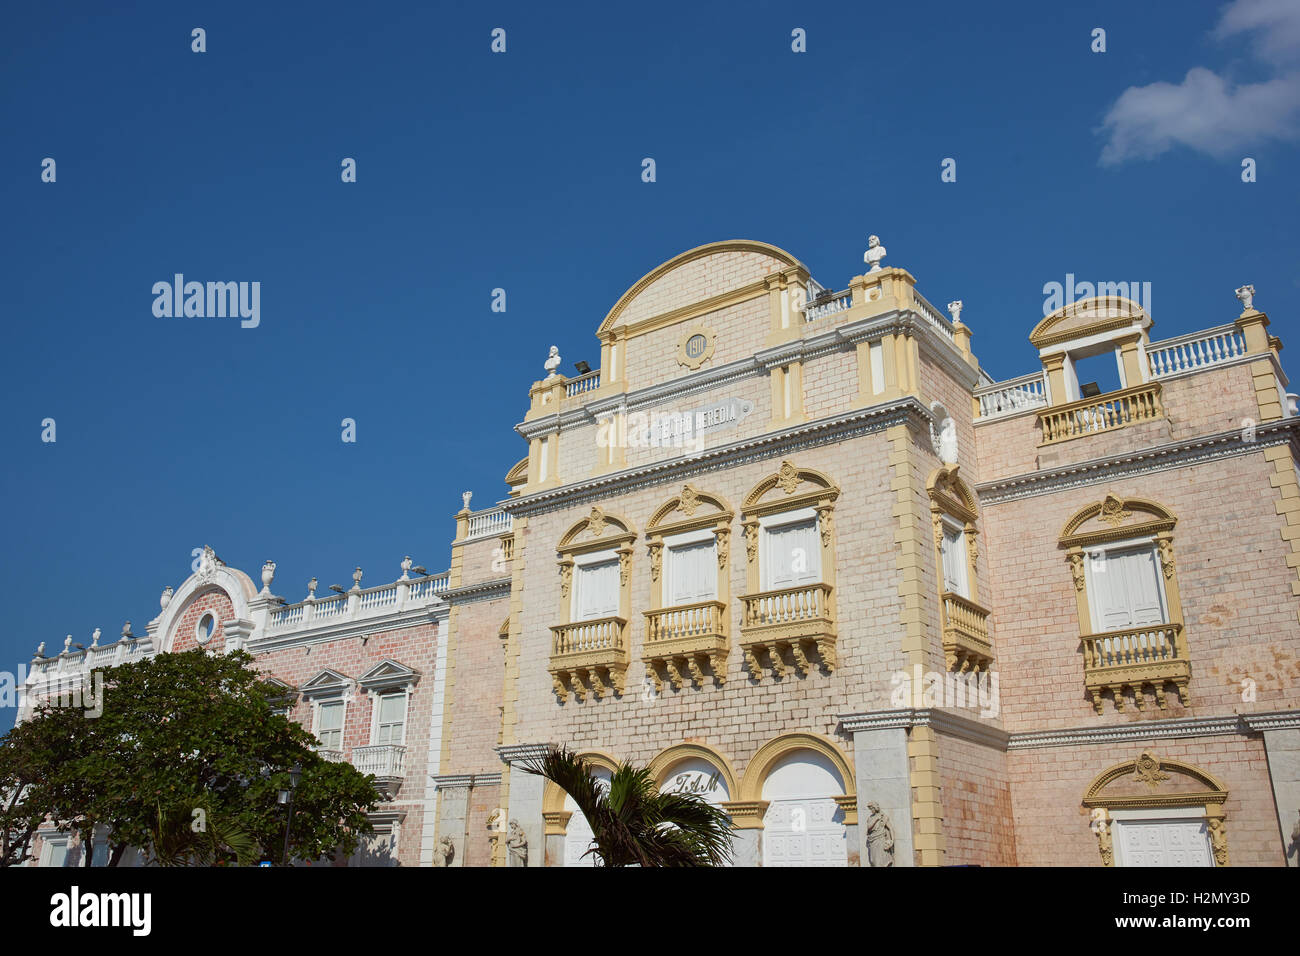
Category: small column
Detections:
[
  {"x1": 1042, "y1": 352, "x2": 1068, "y2": 405},
  {"x1": 720, "y1": 801, "x2": 769, "y2": 867}
]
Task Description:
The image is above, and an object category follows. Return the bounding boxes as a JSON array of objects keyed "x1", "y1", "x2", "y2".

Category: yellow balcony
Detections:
[
  {"x1": 1037, "y1": 382, "x2": 1163, "y2": 445},
  {"x1": 738, "y1": 583, "x2": 836, "y2": 680},
  {"x1": 1081, "y1": 623, "x2": 1190, "y2": 713},
  {"x1": 941, "y1": 592, "x2": 994, "y2": 673},
  {"x1": 549, "y1": 616, "x2": 628, "y2": 702},
  {"x1": 643, "y1": 600, "x2": 729, "y2": 690}
]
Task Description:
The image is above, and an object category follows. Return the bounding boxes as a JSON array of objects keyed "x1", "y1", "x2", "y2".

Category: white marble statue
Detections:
[
  {"x1": 947, "y1": 300, "x2": 963, "y2": 324},
  {"x1": 1235, "y1": 284, "x2": 1256, "y2": 312},
  {"x1": 929, "y1": 401, "x2": 959, "y2": 465},
  {"x1": 864, "y1": 235, "x2": 887, "y2": 273},
  {"x1": 544, "y1": 346, "x2": 562, "y2": 379},
  {"x1": 462, "y1": 490, "x2": 473, "y2": 511},
  {"x1": 160, "y1": 586, "x2": 173, "y2": 610}
]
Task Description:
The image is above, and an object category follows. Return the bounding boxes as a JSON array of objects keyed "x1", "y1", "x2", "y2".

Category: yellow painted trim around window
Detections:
[
  {"x1": 737, "y1": 732, "x2": 855, "y2": 803},
  {"x1": 647, "y1": 742, "x2": 740, "y2": 798}
]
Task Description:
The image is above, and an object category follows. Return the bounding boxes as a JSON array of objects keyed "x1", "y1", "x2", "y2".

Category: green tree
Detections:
[
  {"x1": 1, "y1": 649, "x2": 377, "y2": 866},
  {"x1": 521, "y1": 746, "x2": 734, "y2": 867}
]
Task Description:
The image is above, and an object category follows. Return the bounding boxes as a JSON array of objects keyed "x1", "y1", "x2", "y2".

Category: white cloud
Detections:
[{"x1": 1098, "y1": 0, "x2": 1300, "y2": 165}]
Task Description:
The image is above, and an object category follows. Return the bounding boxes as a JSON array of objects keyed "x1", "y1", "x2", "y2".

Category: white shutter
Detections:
[
  {"x1": 764, "y1": 518, "x2": 821, "y2": 590},
  {"x1": 1120, "y1": 548, "x2": 1166, "y2": 626},
  {"x1": 317, "y1": 701, "x2": 344, "y2": 749},
  {"x1": 576, "y1": 558, "x2": 620, "y2": 620},
  {"x1": 941, "y1": 525, "x2": 968, "y2": 597},
  {"x1": 1089, "y1": 546, "x2": 1167, "y2": 630},
  {"x1": 668, "y1": 540, "x2": 716, "y2": 605},
  {"x1": 377, "y1": 693, "x2": 406, "y2": 746}
]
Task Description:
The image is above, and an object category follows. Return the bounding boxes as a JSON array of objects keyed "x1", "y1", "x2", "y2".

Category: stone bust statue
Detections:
[{"x1": 864, "y1": 235, "x2": 887, "y2": 273}]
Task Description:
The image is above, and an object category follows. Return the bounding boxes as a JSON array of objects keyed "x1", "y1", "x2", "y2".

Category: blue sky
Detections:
[{"x1": 2, "y1": 0, "x2": 1296, "y2": 726}]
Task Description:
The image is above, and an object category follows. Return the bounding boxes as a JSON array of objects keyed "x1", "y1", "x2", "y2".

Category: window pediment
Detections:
[
  {"x1": 742, "y1": 460, "x2": 839, "y2": 518},
  {"x1": 647, "y1": 484, "x2": 734, "y2": 536},
  {"x1": 301, "y1": 669, "x2": 353, "y2": 698},
  {"x1": 558, "y1": 507, "x2": 637, "y2": 554},
  {"x1": 358, "y1": 659, "x2": 420, "y2": 692},
  {"x1": 1061, "y1": 494, "x2": 1176, "y2": 548}
]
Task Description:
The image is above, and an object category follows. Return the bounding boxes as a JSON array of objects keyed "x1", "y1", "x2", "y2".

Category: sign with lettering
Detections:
[{"x1": 630, "y1": 397, "x2": 754, "y2": 450}]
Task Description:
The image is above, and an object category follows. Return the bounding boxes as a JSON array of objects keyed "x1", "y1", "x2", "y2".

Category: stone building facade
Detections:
[{"x1": 21, "y1": 240, "x2": 1300, "y2": 867}]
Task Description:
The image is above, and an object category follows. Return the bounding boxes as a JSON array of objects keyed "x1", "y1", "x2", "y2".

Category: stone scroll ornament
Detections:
[{"x1": 865, "y1": 802, "x2": 895, "y2": 867}]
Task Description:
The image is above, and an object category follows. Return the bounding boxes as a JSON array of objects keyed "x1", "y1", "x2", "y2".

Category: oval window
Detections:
[{"x1": 196, "y1": 612, "x2": 216, "y2": 645}]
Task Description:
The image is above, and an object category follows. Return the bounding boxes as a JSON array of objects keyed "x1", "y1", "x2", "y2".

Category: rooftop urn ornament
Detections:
[
  {"x1": 864, "y1": 235, "x2": 887, "y2": 273},
  {"x1": 352, "y1": 566, "x2": 364, "y2": 590},
  {"x1": 63, "y1": 635, "x2": 72, "y2": 655},
  {"x1": 35, "y1": 641, "x2": 45, "y2": 659},
  {"x1": 461, "y1": 490, "x2": 473, "y2": 512},
  {"x1": 401, "y1": 555, "x2": 412, "y2": 580},
  {"x1": 123, "y1": 621, "x2": 133, "y2": 641},
  {"x1": 1235, "y1": 284, "x2": 1256, "y2": 313},
  {"x1": 91, "y1": 627, "x2": 101, "y2": 647},
  {"x1": 307, "y1": 576, "x2": 318, "y2": 598},
  {"x1": 947, "y1": 300, "x2": 964, "y2": 325},
  {"x1": 160, "y1": 585, "x2": 173, "y2": 611},
  {"x1": 261, "y1": 560, "x2": 276, "y2": 594},
  {"x1": 543, "y1": 345, "x2": 562, "y2": 380}
]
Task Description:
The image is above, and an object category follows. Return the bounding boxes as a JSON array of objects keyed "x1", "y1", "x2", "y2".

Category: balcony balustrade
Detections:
[
  {"x1": 738, "y1": 583, "x2": 836, "y2": 680},
  {"x1": 643, "y1": 600, "x2": 729, "y2": 690}
]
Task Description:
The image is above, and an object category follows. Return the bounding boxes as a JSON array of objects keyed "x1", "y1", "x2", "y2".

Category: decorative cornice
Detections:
[
  {"x1": 976, "y1": 420, "x2": 1299, "y2": 505},
  {"x1": 517, "y1": 309, "x2": 975, "y2": 443},
  {"x1": 432, "y1": 771, "x2": 503, "y2": 789},
  {"x1": 247, "y1": 603, "x2": 448, "y2": 653},
  {"x1": 838, "y1": 708, "x2": 1009, "y2": 750},
  {"x1": 838, "y1": 709, "x2": 1300, "y2": 751},
  {"x1": 505, "y1": 399, "x2": 931, "y2": 518},
  {"x1": 438, "y1": 578, "x2": 512, "y2": 604},
  {"x1": 496, "y1": 742, "x2": 556, "y2": 764}
]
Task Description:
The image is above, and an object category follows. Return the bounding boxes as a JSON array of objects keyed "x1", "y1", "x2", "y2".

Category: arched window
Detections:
[
  {"x1": 927, "y1": 465, "x2": 993, "y2": 672},
  {"x1": 1060, "y1": 495, "x2": 1189, "y2": 713},
  {"x1": 550, "y1": 507, "x2": 636, "y2": 701},
  {"x1": 738, "y1": 461, "x2": 839, "y2": 680},
  {"x1": 643, "y1": 484, "x2": 734, "y2": 691}
]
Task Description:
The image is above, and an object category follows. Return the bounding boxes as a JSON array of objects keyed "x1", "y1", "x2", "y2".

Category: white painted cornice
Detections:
[{"x1": 976, "y1": 420, "x2": 1299, "y2": 505}]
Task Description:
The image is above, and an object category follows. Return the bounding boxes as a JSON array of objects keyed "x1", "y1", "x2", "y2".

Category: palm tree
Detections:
[
  {"x1": 522, "y1": 746, "x2": 734, "y2": 867},
  {"x1": 146, "y1": 800, "x2": 262, "y2": 867}
]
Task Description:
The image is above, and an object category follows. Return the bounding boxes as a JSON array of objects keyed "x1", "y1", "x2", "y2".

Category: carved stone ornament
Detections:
[
  {"x1": 679, "y1": 484, "x2": 700, "y2": 517},
  {"x1": 507, "y1": 820, "x2": 528, "y2": 867},
  {"x1": 744, "y1": 521, "x2": 759, "y2": 562},
  {"x1": 1157, "y1": 539, "x2": 1175, "y2": 579},
  {"x1": 1235, "y1": 284, "x2": 1255, "y2": 313},
  {"x1": 863, "y1": 235, "x2": 887, "y2": 273},
  {"x1": 261, "y1": 560, "x2": 276, "y2": 592},
  {"x1": 1068, "y1": 552, "x2": 1086, "y2": 591},
  {"x1": 587, "y1": 506, "x2": 606, "y2": 538},
  {"x1": 432, "y1": 836, "x2": 455, "y2": 867},
  {"x1": 544, "y1": 345, "x2": 562, "y2": 379},
  {"x1": 648, "y1": 543, "x2": 663, "y2": 582},
  {"x1": 619, "y1": 548, "x2": 631, "y2": 587},
  {"x1": 1099, "y1": 494, "x2": 1131, "y2": 527},
  {"x1": 197, "y1": 545, "x2": 220, "y2": 581},
  {"x1": 1134, "y1": 750, "x2": 1170, "y2": 791},
  {"x1": 1207, "y1": 817, "x2": 1230, "y2": 866},
  {"x1": 716, "y1": 530, "x2": 730, "y2": 570},
  {"x1": 559, "y1": 562, "x2": 573, "y2": 599},
  {"x1": 777, "y1": 460, "x2": 801, "y2": 495},
  {"x1": 818, "y1": 507, "x2": 834, "y2": 547},
  {"x1": 864, "y1": 802, "x2": 895, "y2": 867},
  {"x1": 1091, "y1": 810, "x2": 1113, "y2": 867}
]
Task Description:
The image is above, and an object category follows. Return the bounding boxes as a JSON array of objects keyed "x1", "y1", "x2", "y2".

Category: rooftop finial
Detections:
[
  {"x1": 864, "y1": 235, "x2": 887, "y2": 273},
  {"x1": 1235, "y1": 284, "x2": 1256, "y2": 314}
]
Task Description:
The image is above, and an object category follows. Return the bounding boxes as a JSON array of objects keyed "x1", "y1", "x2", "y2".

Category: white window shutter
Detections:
[
  {"x1": 764, "y1": 519, "x2": 820, "y2": 589},
  {"x1": 1122, "y1": 548, "x2": 1166, "y2": 626},
  {"x1": 576, "y1": 558, "x2": 620, "y2": 620},
  {"x1": 1090, "y1": 546, "x2": 1167, "y2": 630},
  {"x1": 669, "y1": 540, "x2": 716, "y2": 605},
  {"x1": 941, "y1": 525, "x2": 968, "y2": 597}
]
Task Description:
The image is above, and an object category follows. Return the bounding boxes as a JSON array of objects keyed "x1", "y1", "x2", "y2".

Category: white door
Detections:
[
  {"x1": 760, "y1": 751, "x2": 847, "y2": 867},
  {"x1": 563, "y1": 768, "x2": 612, "y2": 867},
  {"x1": 1114, "y1": 819, "x2": 1214, "y2": 867}
]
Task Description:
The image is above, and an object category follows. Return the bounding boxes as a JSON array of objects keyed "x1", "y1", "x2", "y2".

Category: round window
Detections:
[{"x1": 196, "y1": 612, "x2": 216, "y2": 645}]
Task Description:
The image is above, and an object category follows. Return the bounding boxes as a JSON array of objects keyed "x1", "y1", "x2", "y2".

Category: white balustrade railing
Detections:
[
  {"x1": 1147, "y1": 325, "x2": 1246, "y2": 378},
  {"x1": 804, "y1": 289, "x2": 853, "y2": 322},
  {"x1": 358, "y1": 584, "x2": 398, "y2": 610},
  {"x1": 565, "y1": 370, "x2": 601, "y2": 397},
  {"x1": 913, "y1": 292, "x2": 955, "y2": 341},
  {"x1": 466, "y1": 508, "x2": 513, "y2": 541},
  {"x1": 975, "y1": 372, "x2": 1049, "y2": 419},
  {"x1": 313, "y1": 595, "x2": 347, "y2": 620},
  {"x1": 352, "y1": 744, "x2": 406, "y2": 779},
  {"x1": 407, "y1": 573, "x2": 450, "y2": 599}
]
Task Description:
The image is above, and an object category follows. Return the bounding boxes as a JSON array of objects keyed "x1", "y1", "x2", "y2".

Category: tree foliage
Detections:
[
  {"x1": 522, "y1": 746, "x2": 734, "y2": 867},
  {"x1": 0, "y1": 649, "x2": 377, "y2": 866}
]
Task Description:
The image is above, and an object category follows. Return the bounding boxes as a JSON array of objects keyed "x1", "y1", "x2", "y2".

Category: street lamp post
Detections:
[{"x1": 278, "y1": 764, "x2": 303, "y2": 866}]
